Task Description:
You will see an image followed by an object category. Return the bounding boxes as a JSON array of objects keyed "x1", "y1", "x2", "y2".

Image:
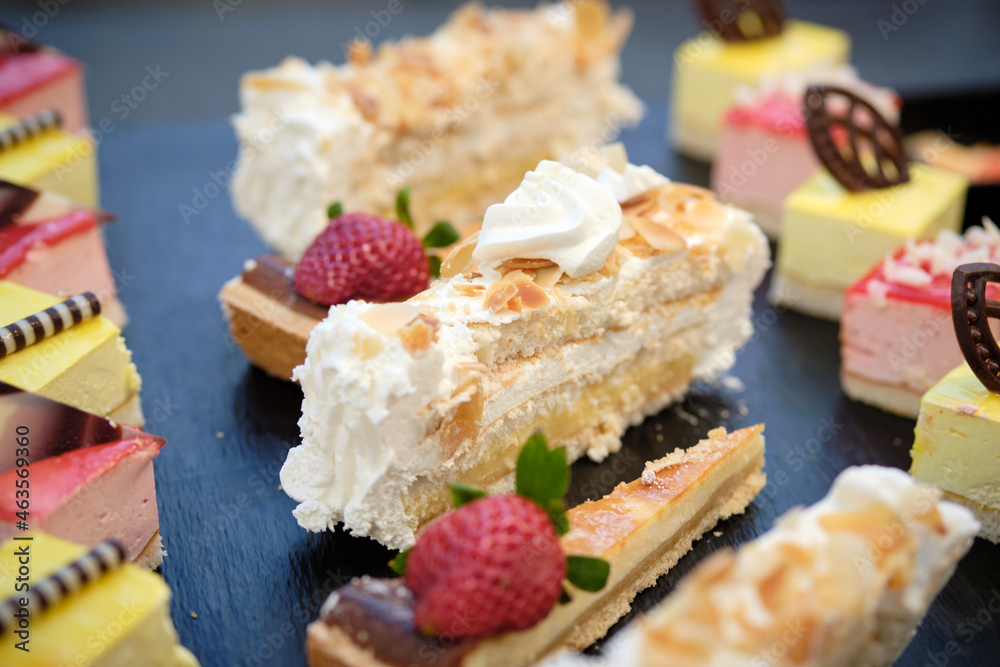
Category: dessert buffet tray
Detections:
[{"x1": 103, "y1": 101, "x2": 1000, "y2": 666}]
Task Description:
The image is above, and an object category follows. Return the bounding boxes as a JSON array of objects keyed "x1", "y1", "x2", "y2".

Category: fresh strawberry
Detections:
[
  {"x1": 293, "y1": 212, "x2": 429, "y2": 306},
  {"x1": 404, "y1": 494, "x2": 566, "y2": 641}
]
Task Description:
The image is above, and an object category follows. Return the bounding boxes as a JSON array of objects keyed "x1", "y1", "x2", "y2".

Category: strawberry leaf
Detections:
[
  {"x1": 451, "y1": 483, "x2": 486, "y2": 508},
  {"x1": 428, "y1": 255, "x2": 443, "y2": 279},
  {"x1": 516, "y1": 432, "x2": 569, "y2": 533},
  {"x1": 395, "y1": 187, "x2": 414, "y2": 229},
  {"x1": 565, "y1": 555, "x2": 610, "y2": 592},
  {"x1": 389, "y1": 548, "x2": 410, "y2": 576},
  {"x1": 326, "y1": 201, "x2": 343, "y2": 219},
  {"x1": 422, "y1": 221, "x2": 461, "y2": 249}
]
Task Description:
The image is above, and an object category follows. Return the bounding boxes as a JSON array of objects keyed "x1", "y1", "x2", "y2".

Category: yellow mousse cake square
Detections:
[
  {"x1": 670, "y1": 20, "x2": 850, "y2": 161},
  {"x1": 0, "y1": 111, "x2": 98, "y2": 207},
  {"x1": 771, "y1": 164, "x2": 968, "y2": 320},
  {"x1": 912, "y1": 363, "x2": 1000, "y2": 543},
  {"x1": 0, "y1": 534, "x2": 199, "y2": 665},
  {"x1": 0, "y1": 281, "x2": 143, "y2": 425}
]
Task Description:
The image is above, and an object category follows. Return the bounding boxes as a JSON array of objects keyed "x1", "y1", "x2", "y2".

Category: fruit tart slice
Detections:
[{"x1": 306, "y1": 425, "x2": 766, "y2": 666}]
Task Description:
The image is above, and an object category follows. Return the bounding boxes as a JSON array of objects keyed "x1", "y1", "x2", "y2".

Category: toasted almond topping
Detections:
[
  {"x1": 620, "y1": 193, "x2": 650, "y2": 209},
  {"x1": 454, "y1": 284, "x2": 486, "y2": 297},
  {"x1": 398, "y1": 315, "x2": 439, "y2": 354},
  {"x1": 441, "y1": 232, "x2": 479, "y2": 278},
  {"x1": 619, "y1": 219, "x2": 637, "y2": 240},
  {"x1": 484, "y1": 279, "x2": 519, "y2": 313},
  {"x1": 348, "y1": 85, "x2": 378, "y2": 122},
  {"x1": 575, "y1": 0, "x2": 609, "y2": 39},
  {"x1": 359, "y1": 303, "x2": 422, "y2": 336},
  {"x1": 533, "y1": 264, "x2": 563, "y2": 288},
  {"x1": 501, "y1": 257, "x2": 557, "y2": 270},
  {"x1": 347, "y1": 39, "x2": 373, "y2": 66},
  {"x1": 629, "y1": 215, "x2": 688, "y2": 253},
  {"x1": 510, "y1": 272, "x2": 550, "y2": 310}
]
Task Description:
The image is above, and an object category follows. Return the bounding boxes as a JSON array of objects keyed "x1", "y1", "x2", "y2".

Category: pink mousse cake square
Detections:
[
  {"x1": 0, "y1": 381, "x2": 165, "y2": 568},
  {"x1": 840, "y1": 223, "x2": 1000, "y2": 418},
  {"x1": 0, "y1": 26, "x2": 87, "y2": 133},
  {"x1": 712, "y1": 68, "x2": 898, "y2": 237},
  {"x1": 0, "y1": 180, "x2": 126, "y2": 326}
]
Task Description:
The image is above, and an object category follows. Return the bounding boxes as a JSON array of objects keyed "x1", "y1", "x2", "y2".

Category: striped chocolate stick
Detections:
[
  {"x1": 0, "y1": 292, "x2": 101, "y2": 360},
  {"x1": 0, "y1": 109, "x2": 62, "y2": 153},
  {"x1": 0, "y1": 540, "x2": 127, "y2": 635}
]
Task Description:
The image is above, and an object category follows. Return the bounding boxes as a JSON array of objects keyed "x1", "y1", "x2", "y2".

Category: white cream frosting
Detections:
[
  {"x1": 595, "y1": 163, "x2": 670, "y2": 202},
  {"x1": 472, "y1": 161, "x2": 622, "y2": 278},
  {"x1": 541, "y1": 466, "x2": 979, "y2": 667}
]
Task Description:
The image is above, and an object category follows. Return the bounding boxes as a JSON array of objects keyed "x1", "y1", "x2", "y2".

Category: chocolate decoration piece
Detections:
[
  {"x1": 0, "y1": 23, "x2": 42, "y2": 56},
  {"x1": 0, "y1": 292, "x2": 101, "y2": 360},
  {"x1": 0, "y1": 182, "x2": 39, "y2": 230},
  {"x1": 0, "y1": 180, "x2": 114, "y2": 229},
  {"x1": 318, "y1": 578, "x2": 472, "y2": 667},
  {"x1": 241, "y1": 255, "x2": 330, "y2": 320},
  {"x1": 804, "y1": 85, "x2": 910, "y2": 192},
  {"x1": 0, "y1": 540, "x2": 127, "y2": 635},
  {"x1": 0, "y1": 109, "x2": 62, "y2": 154},
  {"x1": 952, "y1": 263, "x2": 1000, "y2": 393},
  {"x1": 695, "y1": 0, "x2": 786, "y2": 42}
]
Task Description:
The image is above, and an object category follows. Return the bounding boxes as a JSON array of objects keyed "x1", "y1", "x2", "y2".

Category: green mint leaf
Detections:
[
  {"x1": 422, "y1": 221, "x2": 461, "y2": 249},
  {"x1": 451, "y1": 483, "x2": 486, "y2": 508},
  {"x1": 515, "y1": 432, "x2": 569, "y2": 517},
  {"x1": 388, "y1": 548, "x2": 410, "y2": 576},
  {"x1": 428, "y1": 255, "x2": 443, "y2": 279},
  {"x1": 565, "y1": 556, "x2": 610, "y2": 592},
  {"x1": 546, "y1": 499, "x2": 570, "y2": 536},
  {"x1": 395, "y1": 186, "x2": 414, "y2": 229},
  {"x1": 326, "y1": 202, "x2": 344, "y2": 219}
]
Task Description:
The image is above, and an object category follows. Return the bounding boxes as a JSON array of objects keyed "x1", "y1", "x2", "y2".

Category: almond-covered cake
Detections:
[
  {"x1": 544, "y1": 466, "x2": 979, "y2": 667},
  {"x1": 281, "y1": 159, "x2": 769, "y2": 549},
  {"x1": 230, "y1": 0, "x2": 642, "y2": 258}
]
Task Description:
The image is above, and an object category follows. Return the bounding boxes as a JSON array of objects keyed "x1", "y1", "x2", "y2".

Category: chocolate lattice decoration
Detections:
[
  {"x1": 952, "y1": 263, "x2": 1000, "y2": 394},
  {"x1": 804, "y1": 85, "x2": 910, "y2": 192},
  {"x1": 695, "y1": 0, "x2": 786, "y2": 42}
]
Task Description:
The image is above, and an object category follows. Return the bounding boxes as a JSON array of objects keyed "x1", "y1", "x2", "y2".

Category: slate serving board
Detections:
[{"x1": 88, "y1": 95, "x2": 1000, "y2": 667}]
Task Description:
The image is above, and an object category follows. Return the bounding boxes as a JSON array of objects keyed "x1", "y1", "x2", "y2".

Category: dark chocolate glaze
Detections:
[
  {"x1": 0, "y1": 181, "x2": 39, "y2": 229},
  {"x1": 0, "y1": 381, "x2": 158, "y2": 471},
  {"x1": 240, "y1": 255, "x2": 329, "y2": 320},
  {"x1": 320, "y1": 578, "x2": 473, "y2": 667}
]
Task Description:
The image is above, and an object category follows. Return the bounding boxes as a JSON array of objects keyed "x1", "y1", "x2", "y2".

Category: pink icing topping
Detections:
[
  {"x1": 0, "y1": 210, "x2": 98, "y2": 278},
  {"x1": 0, "y1": 51, "x2": 79, "y2": 106}
]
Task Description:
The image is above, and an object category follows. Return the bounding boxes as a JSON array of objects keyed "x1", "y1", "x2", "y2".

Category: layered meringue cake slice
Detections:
[
  {"x1": 544, "y1": 466, "x2": 979, "y2": 667},
  {"x1": 307, "y1": 425, "x2": 766, "y2": 667},
  {"x1": 231, "y1": 0, "x2": 641, "y2": 257},
  {"x1": 281, "y1": 160, "x2": 769, "y2": 549}
]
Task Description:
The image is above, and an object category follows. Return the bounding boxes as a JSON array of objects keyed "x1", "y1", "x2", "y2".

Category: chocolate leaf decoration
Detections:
[
  {"x1": 804, "y1": 85, "x2": 910, "y2": 193},
  {"x1": 450, "y1": 483, "x2": 486, "y2": 508},
  {"x1": 695, "y1": 0, "x2": 785, "y2": 42},
  {"x1": 565, "y1": 555, "x2": 611, "y2": 592},
  {"x1": 951, "y1": 263, "x2": 1000, "y2": 393},
  {"x1": 395, "y1": 186, "x2": 414, "y2": 229},
  {"x1": 388, "y1": 548, "x2": 410, "y2": 576}
]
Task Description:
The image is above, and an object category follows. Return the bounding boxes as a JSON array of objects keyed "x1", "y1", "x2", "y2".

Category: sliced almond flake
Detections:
[
  {"x1": 398, "y1": 316, "x2": 439, "y2": 354},
  {"x1": 483, "y1": 279, "x2": 518, "y2": 313},
  {"x1": 533, "y1": 264, "x2": 563, "y2": 288},
  {"x1": 359, "y1": 302, "x2": 421, "y2": 336},
  {"x1": 629, "y1": 215, "x2": 687, "y2": 253},
  {"x1": 501, "y1": 257, "x2": 556, "y2": 270},
  {"x1": 619, "y1": 218, "x2": 636, "y2": 240},
  {"x1": 440, "y1": 231, "x2": 479, "y2": 278}
]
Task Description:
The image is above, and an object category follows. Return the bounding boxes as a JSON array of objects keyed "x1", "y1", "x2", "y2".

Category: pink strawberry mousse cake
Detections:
[
  {"x1": 840, "y1": 223, "x2": 1000, "y2": 418},
  {"x1": 0, "y1": 26, "x2": 87, "y2": 133},
  {"x1": 0, "y1": 180, "x2": 126, "y2": 326},
  {"x1": 0, "y1": 381, "x2": 165, "y2": 568},
  {"x1": 712, "y1": 67, "x2": 899, "y2": 237}
]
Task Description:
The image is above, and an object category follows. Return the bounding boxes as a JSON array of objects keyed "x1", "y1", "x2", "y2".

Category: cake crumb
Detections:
[
  {"x1": 216, "y1": 431, "x2": 225, "y2": 439},
  {"x1": 190, "y1": 612, "x2": 198, "y2": 619},
  {"x1": 656, "y1": 433, "x2": 664, "y2": 442},
  {"x1": 956, "y1": 403, "x2": 979, "y2": 416},
  {"x1": 720, "y1": 409, "x2": 731, "y2": 419},
  {"x1": 654, "y1": 423, "x2": 663, "y2": 432},
  {"x1": 720, "y1": 375, "x2": 746, "y2": 392},
  {"x1": 278, "y1": 484, "x2": 283, "y2": 491},
  {"x1": 641, "y1": 468, "x2": 657, "y2": 485},
  {"x1": 713, "y1": 531, "x2": 722, "y2": 537},
  {"x1": 737, "y1": 400, "x2": 748, "y2": 417}
]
